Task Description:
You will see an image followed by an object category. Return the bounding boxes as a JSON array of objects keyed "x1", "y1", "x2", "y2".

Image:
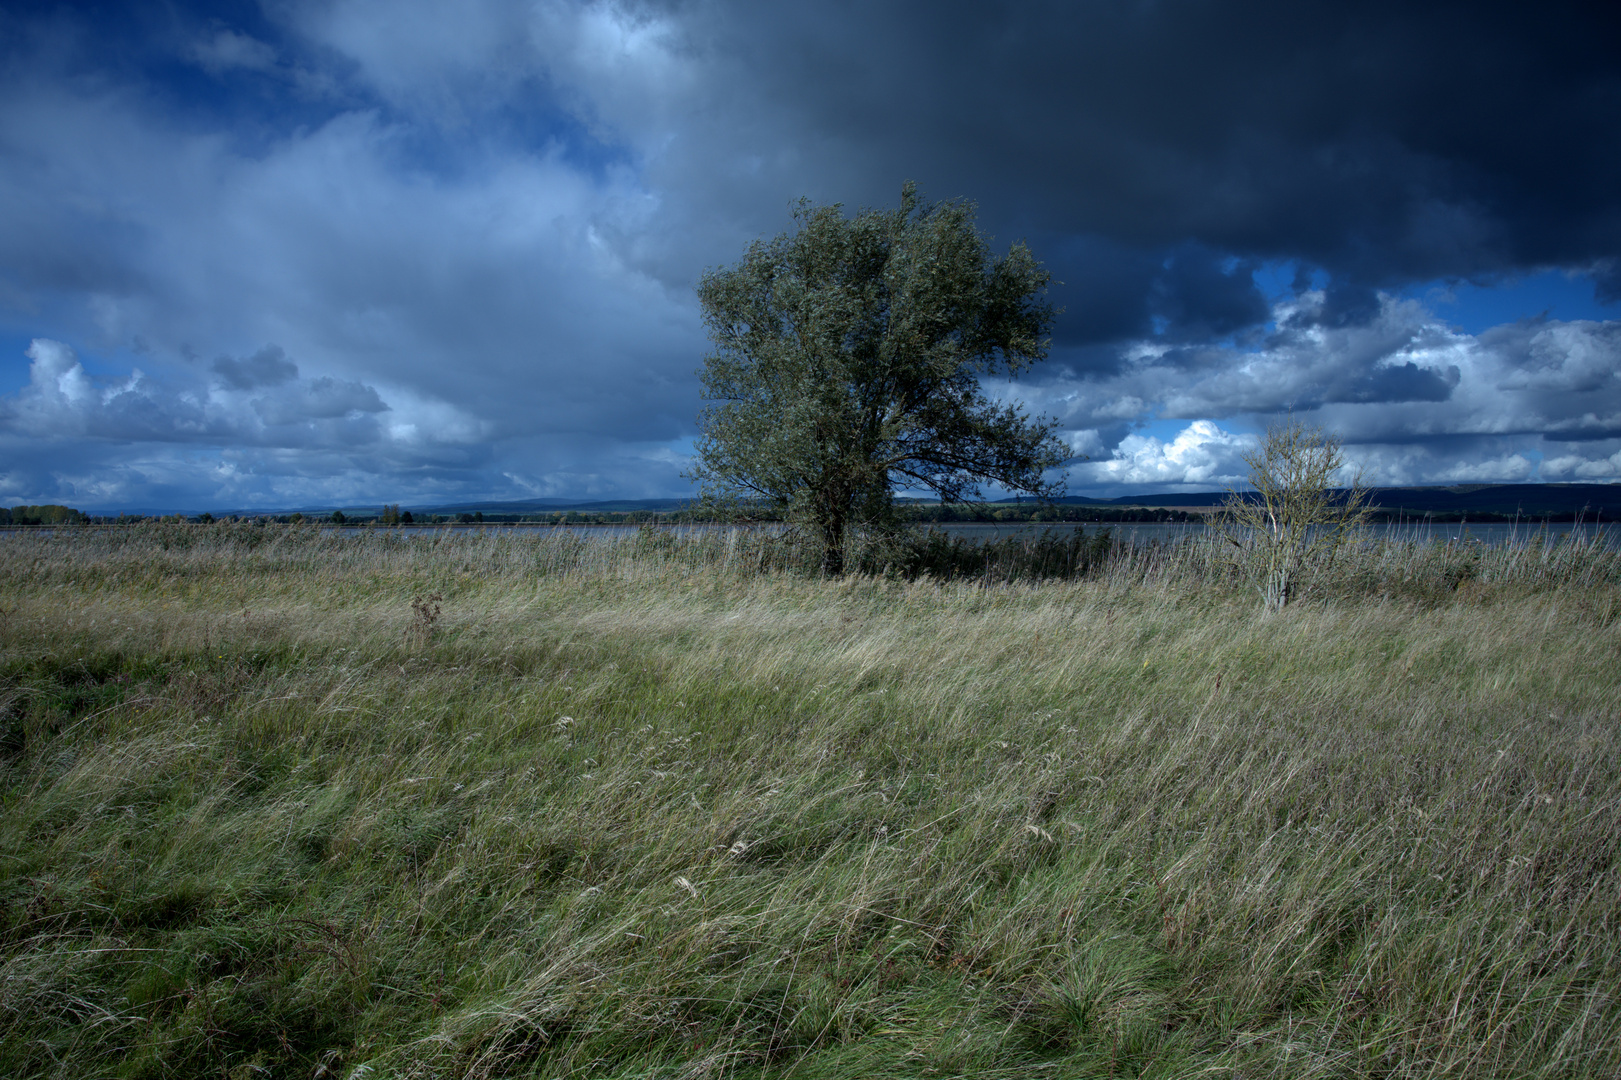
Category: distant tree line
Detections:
[
  {"x1": 4, "y1": 501, "x2": 1592, "y2": 531},
  {"x1": 1361, "y1": 508, "x2": 1591, "y2": 524},
  {"x1": 2, "y1": 505, "x2": 87, "y2": 525}
]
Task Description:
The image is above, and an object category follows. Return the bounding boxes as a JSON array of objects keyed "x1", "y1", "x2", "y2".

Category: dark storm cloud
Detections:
[
  {"x1": 1018, "y1": 235, "x2": 1159, "y2": 351},
  {"x1": 252, "y1": 376, "x2": 388, "y2": 425},
  {"x1": 1292, "y1": 282, "x2": 1386, "y2": 331},
  {"x1": 655, "y1": 0, "x2": 1620, "y2": 280},
  {"x1": 1336, "y1": 361, "x2": 1460, "y2": 406},
  {"x1": 1148, "y1": 248, "x2": 1270, "y2": 343},
  {"x1": 1597, "y1": 261, "x2": 1621, "y2": 306},
  {"x1": 212, "y1": 345, "x2": 298, "y2": 390}
]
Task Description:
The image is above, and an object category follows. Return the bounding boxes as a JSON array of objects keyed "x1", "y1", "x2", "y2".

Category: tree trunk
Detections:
[{"x1": 820, "y1": 515, "x2": 846, "y2": 576}]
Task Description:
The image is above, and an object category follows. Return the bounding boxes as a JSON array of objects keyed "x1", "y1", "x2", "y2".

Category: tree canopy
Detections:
[
  {"x1": 3, "y1": 505, "x2": 85, "y2": 526},
  {"x1": 691, "y1": 184, "x2": 1069, "y2": 574}
]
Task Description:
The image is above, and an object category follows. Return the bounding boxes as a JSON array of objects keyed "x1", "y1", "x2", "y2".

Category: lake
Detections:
[
  {"x1": 373, "y1": 519, "x2": 1616, "y2": 547},
  {"x1": 923, "y1": 520, "x2": 1617, "y2": 546},
  {"x1": 5, "y1": 519, "x2": 1612, "y2": 548}
]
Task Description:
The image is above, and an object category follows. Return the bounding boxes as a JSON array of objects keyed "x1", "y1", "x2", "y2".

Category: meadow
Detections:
[{"x1": 2, "y1": 523, "x2": 1618, "y2": 1079}]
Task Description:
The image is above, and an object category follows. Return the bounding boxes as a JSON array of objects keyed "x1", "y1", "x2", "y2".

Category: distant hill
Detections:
[
  {"x1": 416, "y1": 498, "x2": 692, "y2": 515},
  {"x1": 1077, "y1": 483, "x2": 1620, "y2": 519},
  {"x1": 93, "y1": 497, "x2": 697, "y2": 518},
  {"x1": 71, "y1": 483, "x2": 1621, "y2": 522}
]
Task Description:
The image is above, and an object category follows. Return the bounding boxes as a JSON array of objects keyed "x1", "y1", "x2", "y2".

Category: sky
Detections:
[{"x1": 1, "y1": 0, "x2": 1618, "y2": 513}]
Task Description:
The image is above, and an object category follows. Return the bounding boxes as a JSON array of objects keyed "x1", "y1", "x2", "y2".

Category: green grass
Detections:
[{"x1": 2, "y1": 524, "x2": 1618, "y2": 1079}]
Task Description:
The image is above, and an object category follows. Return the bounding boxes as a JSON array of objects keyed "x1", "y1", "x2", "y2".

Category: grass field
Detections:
[{"x1": 2, "y1": 524, "x2": 1618, "y2": 1079}]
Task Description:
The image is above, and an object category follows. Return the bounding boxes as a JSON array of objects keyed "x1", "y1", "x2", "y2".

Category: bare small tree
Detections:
[{"x1": 1220, "y1": 420, "x2": 1372, "y2": 612}]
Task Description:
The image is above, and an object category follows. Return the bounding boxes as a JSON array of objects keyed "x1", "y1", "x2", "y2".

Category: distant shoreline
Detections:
[{"x1": 12, "y1": 481, "x2": 1618, "y2": 527}]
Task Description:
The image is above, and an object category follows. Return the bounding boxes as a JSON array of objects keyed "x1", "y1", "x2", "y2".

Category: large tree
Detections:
[{"x1": 691, "y1": 184, "x2": 1069, "y2": 574}]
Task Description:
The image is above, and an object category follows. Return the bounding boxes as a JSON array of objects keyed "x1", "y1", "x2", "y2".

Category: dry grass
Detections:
[{"x1": 1, "y1": 524, "x2": 1618, "y2": 1079}]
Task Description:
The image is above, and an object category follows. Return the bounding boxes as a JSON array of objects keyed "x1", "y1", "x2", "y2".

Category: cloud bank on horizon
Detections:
[{"x1": 1, "y1": 0, "x2": 1617, "y2": 511}]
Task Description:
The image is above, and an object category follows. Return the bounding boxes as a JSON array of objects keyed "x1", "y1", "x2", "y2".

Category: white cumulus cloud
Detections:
[{"x1": 1075, "y1": 421, "x2": 1253, "y2": 489}]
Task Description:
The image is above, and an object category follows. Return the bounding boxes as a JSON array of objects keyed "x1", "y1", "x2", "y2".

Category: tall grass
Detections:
[{"x1": 2, "y1": 525, "x2": 1618, "y2": 1078}]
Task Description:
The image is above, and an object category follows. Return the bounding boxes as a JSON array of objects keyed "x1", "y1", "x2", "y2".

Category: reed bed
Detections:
[{"x1": 1, "y1": 524, "x2": 1617, "y2": 1079}]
